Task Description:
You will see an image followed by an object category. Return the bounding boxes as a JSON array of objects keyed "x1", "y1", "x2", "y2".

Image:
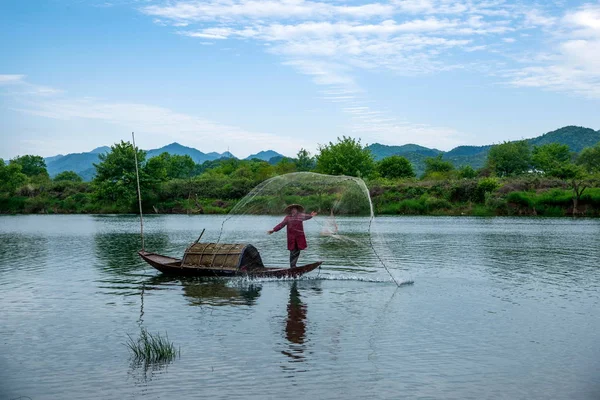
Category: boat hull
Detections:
[{"x1": 138, "y1": 250, "x2": 322, "y2": 278}]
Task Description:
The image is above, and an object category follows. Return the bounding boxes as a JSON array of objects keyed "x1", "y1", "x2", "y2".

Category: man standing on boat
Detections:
[{"x1": 268, "y1": 204, "x2": 317, "y2": 268}]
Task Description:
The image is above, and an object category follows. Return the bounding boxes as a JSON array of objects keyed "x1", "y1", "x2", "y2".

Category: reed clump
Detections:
[{"x1": 126, "y1": 328, "x2": 180, "y2": 364}]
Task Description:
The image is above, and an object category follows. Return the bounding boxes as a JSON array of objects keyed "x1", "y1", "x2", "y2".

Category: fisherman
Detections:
[{"x1": 268, "y1": 204, "x2": 317, "y2": 268}]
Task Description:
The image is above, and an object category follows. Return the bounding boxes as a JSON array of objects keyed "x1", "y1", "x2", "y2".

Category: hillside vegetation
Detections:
[
  {"x1": 2, "y1": 127, "x2": 599, "y2": 217},
  {"x1": 367, "y1": 126, "x2": 600, "y2": 176}
]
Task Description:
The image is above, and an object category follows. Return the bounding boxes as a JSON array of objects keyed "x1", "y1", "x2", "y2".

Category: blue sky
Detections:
[{"x1": 1, "y1": 0, "x2": 599, "y2": 159}]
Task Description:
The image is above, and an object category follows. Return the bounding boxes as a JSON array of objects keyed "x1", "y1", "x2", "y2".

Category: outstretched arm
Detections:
[
  {"x1": 302, "y1": 211, "x2": 318, "y2": 221},
  {"x1": 268, "y1": 216, "x2": 288, "y2": 234}
]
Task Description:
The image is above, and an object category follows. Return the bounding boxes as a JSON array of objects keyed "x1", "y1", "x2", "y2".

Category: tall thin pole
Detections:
[{"x1": 132, "y1": 132, "x2": 145, "y2": 251}]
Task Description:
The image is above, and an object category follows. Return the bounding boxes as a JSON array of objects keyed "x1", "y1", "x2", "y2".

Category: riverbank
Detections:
[{"x1": 2, "y1": 176, "x2": 599, "y2": 217}]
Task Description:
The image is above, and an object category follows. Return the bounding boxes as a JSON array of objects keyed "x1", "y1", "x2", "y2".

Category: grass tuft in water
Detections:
[{"x1": 126, "y1": 328, "x2": 180, "y2": 364}]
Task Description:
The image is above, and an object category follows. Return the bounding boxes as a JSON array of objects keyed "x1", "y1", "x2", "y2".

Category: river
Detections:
[{"x1": 1, "y1": 215, "x2": 599, "y2": 399}]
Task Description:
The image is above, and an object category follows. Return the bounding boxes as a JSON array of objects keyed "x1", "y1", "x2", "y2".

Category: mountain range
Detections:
[
  {"x1": 44, "y1": 125, "x2": 599, "y2": 180},
  {"x1": 44, "y1": 143, "x2": 285, "y2": 181},
  {"x1": 367, "y1": 125, "x2": 600, "y2": 176}
]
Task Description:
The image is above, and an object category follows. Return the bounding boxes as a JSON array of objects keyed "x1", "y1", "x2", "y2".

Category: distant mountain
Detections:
[
  {"x1": 41, "y1": 125, "x2": 600, "y2": 180},
  {"x1": 368, "y1": 125, "x2": 600, "y2": 176},
  {"x1": 245, "y1": 150, "x2": 284, "y2": 161},
  {"x1": 90, "y1": 146, "x2": 110, "y2": 154},
  {"x1": 44, "y1": 154, "x2": 64, "y2": 164},
  {"x1": 367, "y1": 143, "x2": 441, "y2": 160},
  {"x1": 46, "y1": 152, "x2": 104, "y2": 180},
  {"x1": 45, "y1": 142, "x2": 235, "y2": 180},
  {"x1": 527, "y1": 126, "x2": 600, "y2": 152},
  {"x1": 146, "y1": 142, "x2": 233, "y2": 164},
  {"x1": 267, "y1": 155, "x2": 286, "y2": 165},
  {"x1": 444, "y1": 145, "x2": 491, "y2": 157}
]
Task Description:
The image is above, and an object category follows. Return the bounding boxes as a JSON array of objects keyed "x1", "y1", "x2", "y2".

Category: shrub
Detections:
[
  {"x1": 397, "y1": 199, "x2": 426, "y2": 214},
  {"x1": 506, "y1": 192, "x2": 534, "y2": 208},
  {"x1": 450, "y1": 180, "x2": 479, "y2": 203},
  {"x1": 423, "y1": 195, "x2": 451, "y2": 211}
]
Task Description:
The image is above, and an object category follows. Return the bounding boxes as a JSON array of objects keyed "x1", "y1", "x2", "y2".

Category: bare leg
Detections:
[{"x1": 290, "y1": 249, "x2": 301, "y2": 268}]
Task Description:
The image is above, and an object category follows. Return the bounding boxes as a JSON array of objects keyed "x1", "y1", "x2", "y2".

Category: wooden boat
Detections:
[{"x1": 138, "y1": 242, "x2": 322, "y2": 278}]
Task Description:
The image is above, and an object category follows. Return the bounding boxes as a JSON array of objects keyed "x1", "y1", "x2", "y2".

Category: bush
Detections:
[
  {"x1": 396, "y1": 199, "x2": 426, "y2": 214},
  {"x1": 423, "y1": 195, "x2": 451, "y2": 211},
  {"x1": 472, "y1": 205, "x2": 495, "y2": 217},
  {"x1": 376, "y1": 156, "x2": 415, "y2": 179},
  {"x1": 536, "y1": 189, "x2": 572, "y2": 207},
  {"x1": 506, "y1": 192, "x2": 534, "y2": 208},
  {"x1": 449, "y1": 180, "x2": 479, "y2": 203},
  {"x1": 458, "y1": 165, "x2": 478, "y2": 179},
  {"x1": 536, "y1": 205, "x2": 564, "y2": 217},
  {"x1": 485, "y1": 193, "x2": 508, "y2": 214},
  {"x1": 477, "y1": 177, "x2": 499, "y2": 194},
  {"x1": 580, "y1": 188, "x2": 600, "y2": 207}
]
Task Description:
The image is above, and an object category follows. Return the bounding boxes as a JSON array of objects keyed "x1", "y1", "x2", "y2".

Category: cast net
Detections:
[{"x1": 214, "y1": 172, "x2": 409, "y2": 284}]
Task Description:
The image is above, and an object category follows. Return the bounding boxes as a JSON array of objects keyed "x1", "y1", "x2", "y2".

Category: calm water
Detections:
[{"x1": 1, "y1": 215, "x2": 599, "y2": 399}]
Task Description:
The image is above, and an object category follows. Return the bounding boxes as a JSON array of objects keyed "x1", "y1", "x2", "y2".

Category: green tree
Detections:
[
  {"x1": 296, "y1": 148, "x2": 315, "y2": 172},
  {"x1": 165, "y1": 154, "x2": 196, "y2": 179},
  {"x1": 486, "y1": 140, "x2": 531, "y2": 177},
  {"x1": 0, "y1": 159, "x2": 28, "y2": 194},
  {"x1": 54, "y1": 170, "x2": 83, "y2": 182},
  {"x1": 93, "y1": 141, "x2": 149, "y2": 210},
  {"x1": 457, "y1": 165, "x2": 478, "y2": 179},
  {"x1": 144, "y1": 155, "x2": 168, "y2": 181},
  {"x1": 376, "y1": 156, "x2": 415, "y2": 179},
  {"x1": 423, "y1": 154, "x2": 454, "y2": 179},
  {"x1": 145, "y1": 153, "x2": 196, "y2": 181},
  {"x1": 316, "y1": 136, "x2": 375, "y2": 177},
  {"x1": 10, "y1": 155, "x2": 49, "y2": 179},
  {"x1": 531, "y1": 143, "x2": 572, "y2": 177},
  {"x1": 559, "y1": 164, "x2": 594, "y2": 215},
  {"x1": 577, "y1": 142, "x2": 600, "y2": 174},
  {"x1": 274, "y1": 157, "x2": 297, "y2": 175}
]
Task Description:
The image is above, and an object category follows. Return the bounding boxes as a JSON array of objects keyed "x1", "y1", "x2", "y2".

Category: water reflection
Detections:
[
  {"x1": 182, "y1": 279, "x2": 261, "y2": 307},
  {"x1": 127, "y1": 358, "x2": 171, "y2": 386},
  {"x1": 478, "y1": 227, "x2": 600, "y2": 290},
  {"x1": 93, "y1": 232, "x2": 170, "y2": 296},
  {"x1": 281, "y1": 282, "x2": 308, "y2": 366},
  {"x1": 128, "y1": 282, "x2": 177, "y2": 385},
  {"x1": 145, "y1": 275, "x2": 262, "y2": 307},
  {"x1": 94, "y1": 232, "x2": 170, "y2": 276},
  {"x1": 0, "y1": 234, "x2": 49, "y2": 275}
]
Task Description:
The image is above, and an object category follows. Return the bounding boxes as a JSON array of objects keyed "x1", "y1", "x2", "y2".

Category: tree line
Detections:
[{"x1": 1, "y1": 137, "x2": 599, "y2": 216}]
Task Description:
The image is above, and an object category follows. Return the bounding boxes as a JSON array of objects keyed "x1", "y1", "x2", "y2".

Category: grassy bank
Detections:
[{"x1": 2, "y1": 176, "x2": 599, "y2": 217}]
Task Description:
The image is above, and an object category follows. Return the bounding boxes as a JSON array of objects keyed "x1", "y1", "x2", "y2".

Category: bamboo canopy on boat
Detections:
[{"x1": 182, "y1": 242, "x2": 265, "y2": 271}]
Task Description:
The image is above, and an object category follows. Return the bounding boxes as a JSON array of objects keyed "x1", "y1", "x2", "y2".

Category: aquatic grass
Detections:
[{"x1": 126, "y1": 328, "x2": 180, "y2": 364}]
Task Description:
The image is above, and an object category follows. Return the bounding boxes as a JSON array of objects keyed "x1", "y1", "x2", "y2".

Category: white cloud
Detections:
[
  {"x1": 3, "y1": 77, "x2": 307, "y2": 157},
  {"x1": 139, "y1": 0, "x2": 599, "y2": 146},
  {"x1": 0, "y1": 74, "x2": 26, "y2": 84},
  {"x1": 508, "y1": 4, "x2": 600, "y2": 98},
  {"x1": 522, "y1": 9, "x2": 557, "y2": 28},
  {"x1": 0, "y1": 74, "x2": 63, "y2": 96},
  {"x1": 142, "y1": 0, "x2": 395, "y2": 22},
  {"x1": 143, "y1": 0, "x2": 528, "y2": 83},
  {"x1": 283, "y1": 59, "x2": 358, "y2": 87},
  {"x1": 140, "y1": 0, "x2": 531, "y2": 146}
]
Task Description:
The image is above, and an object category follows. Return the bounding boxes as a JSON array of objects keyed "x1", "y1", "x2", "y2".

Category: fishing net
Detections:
[{"x1": 214, "y1": 172, "x2": 408, "y2": 284}]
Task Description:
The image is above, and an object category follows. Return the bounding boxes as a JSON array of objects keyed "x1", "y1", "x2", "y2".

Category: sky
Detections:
[{"x1": 1, "y1": 0, "x2": 599, "y2": 159}]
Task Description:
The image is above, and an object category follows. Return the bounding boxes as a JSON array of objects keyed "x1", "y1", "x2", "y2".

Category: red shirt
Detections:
[{"x1": 273, "y1": 213, "x2": 313, "y2": 250}]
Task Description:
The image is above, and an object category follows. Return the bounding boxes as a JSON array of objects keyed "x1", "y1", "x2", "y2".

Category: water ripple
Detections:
[{"x1": 0, "y1": 215, "x2": 599, "y2": 400}]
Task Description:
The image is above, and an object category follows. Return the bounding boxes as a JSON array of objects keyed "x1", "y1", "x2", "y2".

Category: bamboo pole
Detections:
[{"x1": 132, "y1": 132, "x2": 145, "y2": 251}]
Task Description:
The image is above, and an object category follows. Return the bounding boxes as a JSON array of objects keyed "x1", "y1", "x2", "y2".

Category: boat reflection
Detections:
[
  {"x1": 182, "y1": 279, "x2": 262, "y2": 307},
  {"x1": 281, "y1": 282, "x2": 308, "y2": 366},
  {"x1": 146, "y1": 275, "x2": 262, "y2": 307}
]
